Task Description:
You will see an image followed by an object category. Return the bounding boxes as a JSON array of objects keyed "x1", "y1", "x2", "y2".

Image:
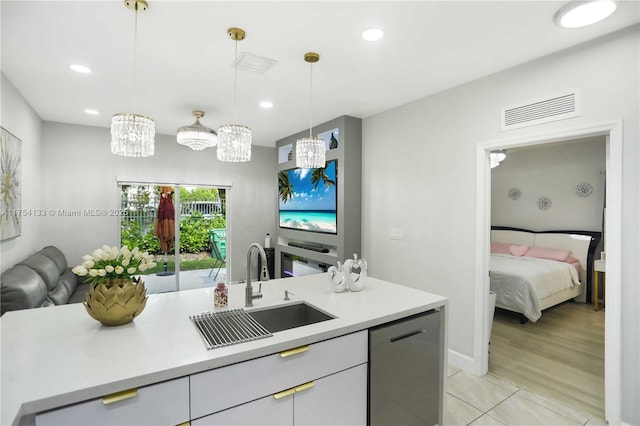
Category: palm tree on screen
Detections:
[
  {"x1": 278, "y1": 171, "x2": 294, "y2": 204},
  {"x1": 310, "y1": 166, "x2": 335, "y2": 190}
]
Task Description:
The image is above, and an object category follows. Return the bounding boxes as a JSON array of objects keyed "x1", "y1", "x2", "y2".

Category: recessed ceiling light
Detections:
[
  {"x1": 70, "y1": 64, "x2": 92, "y2": 74},
  {"x1": 260, "y1": 101, "x2": 273, "y2": 109},
  {"x1": 362, "y1": 28, "x2": 384, "y2": 42},
  {"x1": 554, "y1": 0, "x2": 617, "y2": 28},
  {"x1": 84, "y1": 109, "x2": 99, "y2": 115}
]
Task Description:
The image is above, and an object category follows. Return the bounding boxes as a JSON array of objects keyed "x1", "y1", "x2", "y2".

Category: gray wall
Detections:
[
  {"x1": 36, "y1": 122, "x2": 276, "y2": 282},
  {"x1": 362, "y1": 26, "x2": 638, "y2": 424},
  {"x1": 491, "y1": 136, "x2": 606, "y2": 231},
  {"x1": 0, "y1": 74, "x2": 43, "y2": 270}
]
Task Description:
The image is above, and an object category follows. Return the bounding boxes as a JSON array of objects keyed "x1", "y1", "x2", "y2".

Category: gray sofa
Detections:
[{"x1": 1, "y1": 246, "x2": 89, "y2": 316}]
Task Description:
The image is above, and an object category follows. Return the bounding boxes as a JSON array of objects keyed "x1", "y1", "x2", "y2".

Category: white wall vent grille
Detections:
[{"x1": 501, "y1": 91, "x2": 579, "y2": 131}]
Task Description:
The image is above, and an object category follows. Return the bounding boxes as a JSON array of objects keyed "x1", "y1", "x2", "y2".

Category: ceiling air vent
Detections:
[
  {"x1": 501, "y1": 91, "x2": 579, "y2": 131},
  {"x1": 235, "y1": 52, "x2": 277, "y2": 74}
]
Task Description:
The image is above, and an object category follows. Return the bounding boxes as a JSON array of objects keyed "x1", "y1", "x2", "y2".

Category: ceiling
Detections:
[{"x1": 2, "y1": 1, "x2": 638, "y2": 148}]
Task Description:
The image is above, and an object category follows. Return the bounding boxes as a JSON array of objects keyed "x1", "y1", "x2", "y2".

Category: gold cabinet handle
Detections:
[
  {"x1": 273, "y1": 381, "x2": 316, "y2": 400},
  {"x1": 294, "y1": 381, "x2": 315, "y2": 393},
  {"x1": 102, "y1": 388, "x2": 138, "y2": 405},
  {"x1": 279, "y1": 345, "x2": 310, "y2": 358},
  {"x1": 273, "y1": 388, "x2": 296, "y2": 400}
]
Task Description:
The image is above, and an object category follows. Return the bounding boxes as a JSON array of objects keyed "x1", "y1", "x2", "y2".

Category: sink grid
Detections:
[{"x1": 190, "y1": 309, "x2": 273, "y2": 349}]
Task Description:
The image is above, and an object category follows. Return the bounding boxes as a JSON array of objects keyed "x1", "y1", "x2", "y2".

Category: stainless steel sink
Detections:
[
  {"x1": 190, "y1": 303, "x2": 336, "y2": 350},
  {"x1": 248, "y1": 302, "x2": 335, "y2": 333}
]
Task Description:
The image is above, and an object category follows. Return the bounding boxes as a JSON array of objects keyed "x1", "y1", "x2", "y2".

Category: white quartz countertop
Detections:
[{"x1": 1, "y1": 273, "x2": 447, "y2": 425}]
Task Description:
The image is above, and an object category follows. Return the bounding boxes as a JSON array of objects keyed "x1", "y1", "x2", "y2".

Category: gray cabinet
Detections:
[
  {"x1": 35, "y1": 332, "x2": 367, "y2": 426},
  {"x1": 190, "y1": 331, "x2": 367, "y2": 425},
  {"x1": 293, "y1": 364, "x2": 367, "y2": 425},
  {"x1": 275, "y1": 115, "x2": 362, "y2": 278},
  {"x1": 191, "y1": 395, "x2": 292, "y2": 426},
  {"x1": 193, "y1": 364, "x2": 367, "y2": 426},
  {"x1": 35, "y1": 377, "x2": 189, "y2": 426}
]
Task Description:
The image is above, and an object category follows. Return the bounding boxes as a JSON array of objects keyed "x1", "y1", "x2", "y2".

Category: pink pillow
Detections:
[
  {"x1": 565, "y1": 255, "x2": 582, "y2": 279},
  {"x1": 491, "y1": 242, "x2": 512, "y2": 254},
  {"x1": 525, "y1": 246, "x2": 572, "y2": 262},
  {"x1": 509, "y1": 245, "x2": 529, "y2": 256}
]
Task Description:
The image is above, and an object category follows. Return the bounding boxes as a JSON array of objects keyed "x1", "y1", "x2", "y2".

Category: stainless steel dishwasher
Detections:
[{"x1": 369, "y1": 309, "x2": 443, "y2": 426}]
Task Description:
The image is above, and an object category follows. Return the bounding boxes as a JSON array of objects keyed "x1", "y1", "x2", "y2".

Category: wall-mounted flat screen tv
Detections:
[{"x1": 278, "y1": 160, "x2": 337, "y2": 234}]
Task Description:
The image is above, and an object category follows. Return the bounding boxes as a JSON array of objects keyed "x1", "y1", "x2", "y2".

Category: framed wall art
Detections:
[{"x1": 1, "y1": 127, "x2": 22, "y2": 241}]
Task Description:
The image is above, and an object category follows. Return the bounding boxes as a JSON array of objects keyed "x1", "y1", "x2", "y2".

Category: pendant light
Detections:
[
  {"x1": 110, "y1": 0, "x2": 155, "y2": 157},
  {"x1": 176, "y1": 111, "x2": 217, "y2": 150},
  {"x1": 296, "y1": 52, "x2": 326, "y2": 169},
  {"x1": 217, "y1": 28, "x2": 252, "y2": 162}
]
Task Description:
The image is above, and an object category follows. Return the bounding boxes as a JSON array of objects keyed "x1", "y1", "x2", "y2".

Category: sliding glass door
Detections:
[
  {"x1": 119, "y1": 183, "x2": 227, "y2": 293},
  {"x1": 176, "y1": 186, "x2": 227, "y2": 291}
]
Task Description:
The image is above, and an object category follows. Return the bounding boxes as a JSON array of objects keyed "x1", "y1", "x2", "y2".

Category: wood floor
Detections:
[{"x1": 488, "y1": 301, "x2": 605, "y2": 420}]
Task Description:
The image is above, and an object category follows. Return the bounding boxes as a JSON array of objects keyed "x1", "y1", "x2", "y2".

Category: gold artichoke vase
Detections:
[{"x1": 84, "y1": 277, "x2": 148, "y2": 326}]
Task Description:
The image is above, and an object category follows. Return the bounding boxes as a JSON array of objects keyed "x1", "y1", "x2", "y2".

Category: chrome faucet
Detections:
[{"x1": 245, "y1": 243, "x2": 270, "y2": 307}]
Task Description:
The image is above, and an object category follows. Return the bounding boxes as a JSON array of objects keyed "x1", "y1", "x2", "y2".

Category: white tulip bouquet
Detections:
[{"x1": 72, "y1": 245, "x2": 157, "y2": 285}]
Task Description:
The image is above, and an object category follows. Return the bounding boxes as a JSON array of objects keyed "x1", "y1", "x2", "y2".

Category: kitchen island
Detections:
[{"x1": 1, "y1": 273, "x2": 447, "y2": 425}]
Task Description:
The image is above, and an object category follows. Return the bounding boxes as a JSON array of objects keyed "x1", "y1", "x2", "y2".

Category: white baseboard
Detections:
[{"x1": 448, "y1": 348, "x2": 478, "y2": 375}]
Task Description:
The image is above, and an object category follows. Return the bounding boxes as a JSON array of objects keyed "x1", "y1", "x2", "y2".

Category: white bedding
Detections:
[{"x1": 490, "y1": 254, "x2": 581, "y2": 322}]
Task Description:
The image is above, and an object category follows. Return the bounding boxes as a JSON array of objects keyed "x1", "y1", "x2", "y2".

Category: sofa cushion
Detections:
[
  {"x1": 1, "y1": 265, "x2": 50, "y2": 315},
  {"x1": 58, "y1": 268, "x2": 79, "y2": 295},
  {"x1": 50, "y1": 268, "x2": 84, "y2": 305},
  {"x1": 18, "y1": 254, "x2": 60, "y2": 291},
  {"x1": 47, "y1": 276, "x2": 74, "y2": 305},
  {"x1": 39, "y1": 246, "x2": 68, "y2": 275},
  {"x1": 47, "y1": 287, "x2": 69, "y2": 305},
  {"x1": 68, "y1": 282, "x2": 91, "y2": 304}
]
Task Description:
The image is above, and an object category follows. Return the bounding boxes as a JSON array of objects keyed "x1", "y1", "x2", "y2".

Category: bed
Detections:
[{"x1": 490, "y1": 226, "x2": 601, "y2": 323}]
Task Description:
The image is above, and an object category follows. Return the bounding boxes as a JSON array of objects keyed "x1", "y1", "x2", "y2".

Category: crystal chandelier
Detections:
[
  {"x1": 296, "y1": 52, "x2": 326, "y2": 169},
  {"x1": 217, "y1": 28, "x2": 251, "y2": 162},
  {"x1": 176, "y1": 111, "x2": 217, "y2": 151},
  {"x1": 111, "y1": 0, "x2": 155, "y2": 157}
]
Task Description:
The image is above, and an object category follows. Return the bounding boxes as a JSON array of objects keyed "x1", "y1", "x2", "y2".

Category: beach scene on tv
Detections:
[{"x1": 278, "y1": 160, "x2": 337, "y2": 234}]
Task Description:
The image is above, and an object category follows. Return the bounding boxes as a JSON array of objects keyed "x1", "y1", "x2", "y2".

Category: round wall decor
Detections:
[
  {"x1": 537, "y1": 196, "x2": 552, "y2": 210},
  {"x1": 507, "y1": 187, "x2": 521, "y2": 200},
  {"x1": 575, "y1": 182, "x2": 593, "y2": 198}
]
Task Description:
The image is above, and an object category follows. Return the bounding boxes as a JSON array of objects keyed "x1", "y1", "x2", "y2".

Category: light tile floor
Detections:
[{"x1": 445, "y1": 365, "x2": 607, "y2": 426}]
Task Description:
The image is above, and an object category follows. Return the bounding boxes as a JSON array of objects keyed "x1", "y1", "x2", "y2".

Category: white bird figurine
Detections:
[
  {"x1": 327, "y1": 261, "x2": 347, "y2": 293},
  {"x1": 343, "y1": 253, "x2": 367, "y2": 292}
]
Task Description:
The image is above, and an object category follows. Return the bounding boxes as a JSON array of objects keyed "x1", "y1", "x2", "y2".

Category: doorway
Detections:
[
  {"x1": 489, "y1": 137, "x2": 606, "y2": 417},
  {"x1": 119, "y1": 182, "x2": 228, "y2": 293},
  {"x1": 474, "y1": 120, "x2": 622, "y2": 424}
]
